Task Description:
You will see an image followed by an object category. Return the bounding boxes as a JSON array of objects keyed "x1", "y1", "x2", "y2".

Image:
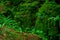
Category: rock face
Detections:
[{"x1": 0, "y1": 26, "x2": 42, "y2": 40}]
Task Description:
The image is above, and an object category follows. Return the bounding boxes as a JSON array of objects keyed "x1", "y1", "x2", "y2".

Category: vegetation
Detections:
[{"x1": 0, "y1": 0, "x2": 60, "y2": 40}]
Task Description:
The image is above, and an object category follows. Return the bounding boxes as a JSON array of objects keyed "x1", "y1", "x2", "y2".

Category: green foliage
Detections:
[{"x1": 0, "y1": 0, "x2": 60, "y2": 40}]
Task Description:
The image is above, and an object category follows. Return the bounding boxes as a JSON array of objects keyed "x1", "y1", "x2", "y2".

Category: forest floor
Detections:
[{"x1": 0, "y1": 26, "x2": 42, "y2": 40}]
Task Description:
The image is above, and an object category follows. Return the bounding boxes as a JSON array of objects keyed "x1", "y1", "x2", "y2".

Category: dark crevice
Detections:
[{"x1": 55, "y1": 0, "x2": 60, "y2": 4}]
